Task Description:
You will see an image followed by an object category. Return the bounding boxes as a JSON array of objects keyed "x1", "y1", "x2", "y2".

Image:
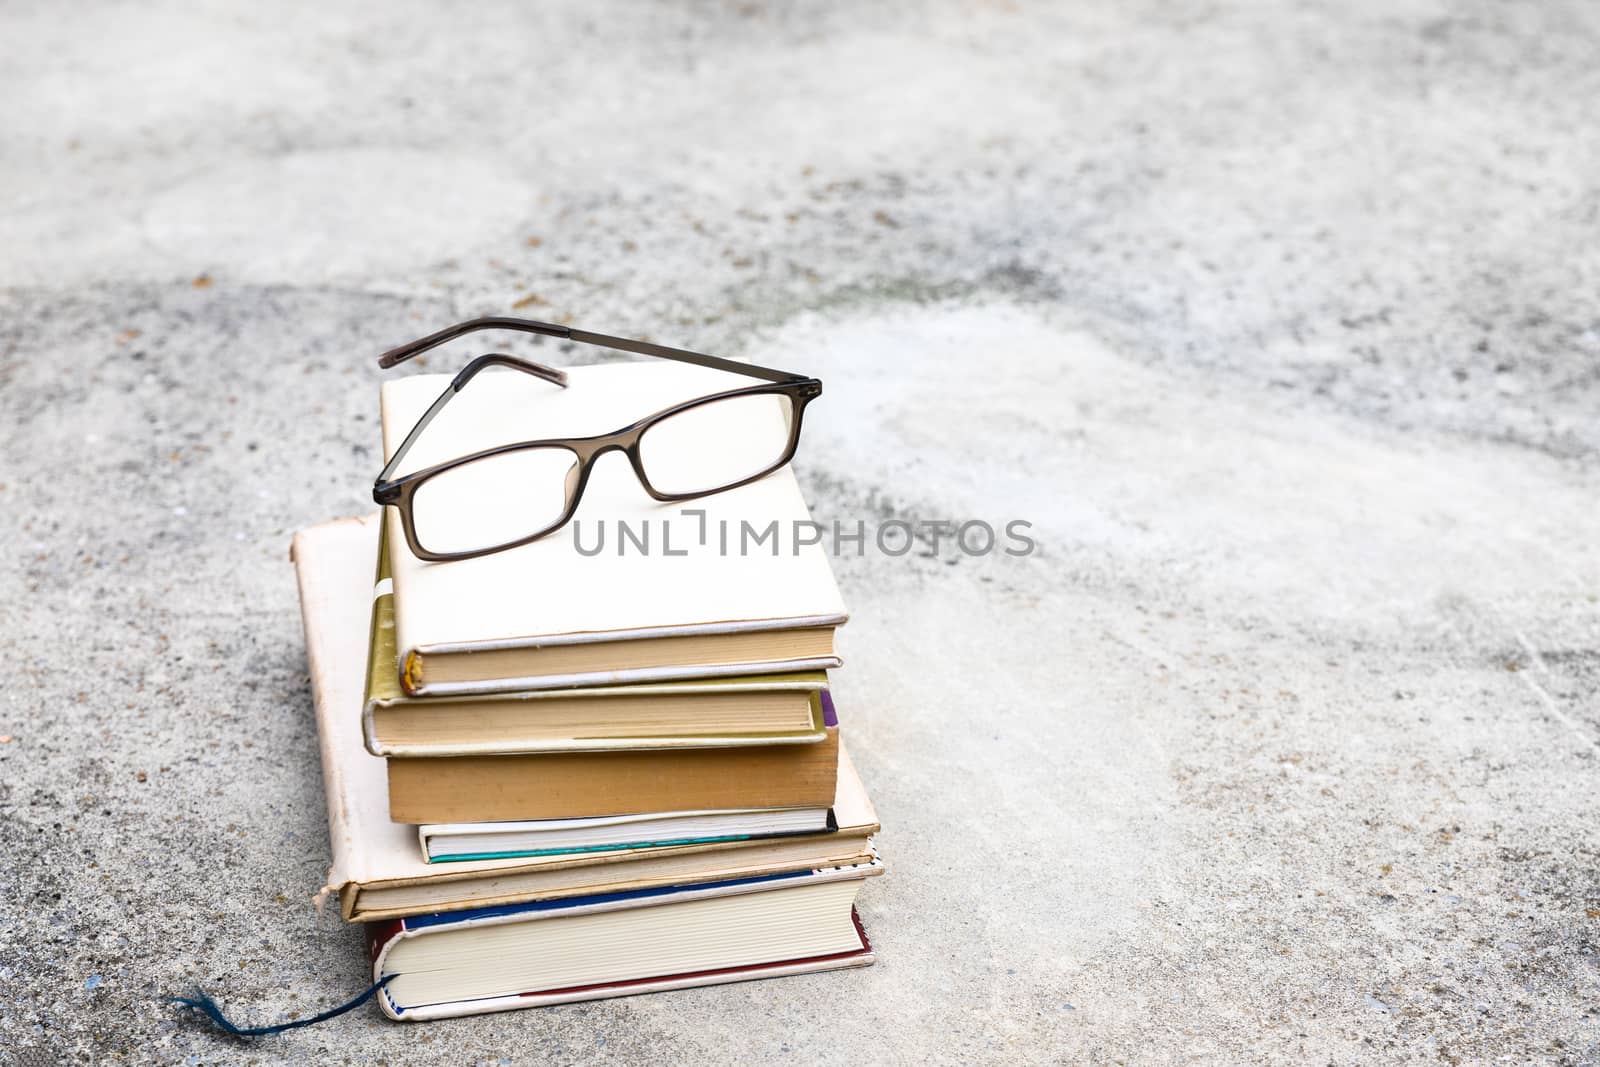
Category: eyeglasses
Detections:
[{"x1": 371, "y1": 317, "x2": 822, "y2": 562}]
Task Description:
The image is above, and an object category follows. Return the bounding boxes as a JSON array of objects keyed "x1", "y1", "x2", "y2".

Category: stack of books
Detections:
[{"x1": 292, "y1": 361, "x2": 882, "y2": 1022}]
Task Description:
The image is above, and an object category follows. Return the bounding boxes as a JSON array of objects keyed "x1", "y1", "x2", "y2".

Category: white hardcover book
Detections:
[
  {"x1": 378, "y1": 361, "x2": 849, "y2": 696},
  {"x1": 361, "y1": 535, "x2": 835, "y2": 755}
]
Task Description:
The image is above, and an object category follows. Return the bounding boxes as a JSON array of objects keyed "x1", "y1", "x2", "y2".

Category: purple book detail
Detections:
[{"x1": 820, "y1": 690, "x2": 838, "y2": 728}]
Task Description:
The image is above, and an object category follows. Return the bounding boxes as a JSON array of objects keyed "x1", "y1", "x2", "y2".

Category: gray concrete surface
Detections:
[{"x1": 3, "y1": 1, "x2": 1598, "y2": 1063}]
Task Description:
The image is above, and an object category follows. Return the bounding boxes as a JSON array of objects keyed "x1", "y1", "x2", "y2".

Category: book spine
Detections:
[
  {"x1": 366, "y1": 917, "x2": 405, "y2": 969},
  {"x1": 387, "y1": 728, "x2": 841, "y2": 823},
  {"x1": 293, "y1": 524, "x2": 363, "y2": 911},
  {"x1": 406, "y1": 656, "x2": 844, "y2": 699}
]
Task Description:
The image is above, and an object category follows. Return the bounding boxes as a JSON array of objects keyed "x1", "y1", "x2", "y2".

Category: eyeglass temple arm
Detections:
[
  {"x1": 378, "y1": 316, "x2": 811, "y2": 384},
  {"x1": 378, "y1": 318, "x2": 568, "y2": 368},
  {"x1": 375, "y1": 352, "x2": 567, "y2": 487}
]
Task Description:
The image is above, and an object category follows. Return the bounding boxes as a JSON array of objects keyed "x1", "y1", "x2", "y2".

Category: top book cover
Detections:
[{"x1": 379, "y1": 361, "x2": 849, "y2": 696}]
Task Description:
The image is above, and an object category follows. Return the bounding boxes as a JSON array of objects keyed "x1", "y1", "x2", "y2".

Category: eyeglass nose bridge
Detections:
[
  {"x1": 566, "y1": 433, "x2": 635, "y2": 468},
  {"x1": 560, "y1": 432, "x2": 649, "y2": 506}
]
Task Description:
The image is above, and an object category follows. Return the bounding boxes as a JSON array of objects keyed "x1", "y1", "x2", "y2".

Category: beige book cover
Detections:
[
  {"x1": 291, "y1": 513, "x2": 878, "y2": 923},
  {"x1": 379, "y1": 361, "x2": 849, "y2": 696}
]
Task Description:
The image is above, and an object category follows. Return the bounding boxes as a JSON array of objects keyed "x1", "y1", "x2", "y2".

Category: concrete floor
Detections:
[{"x1": 3, "y1": 1, "x2": 1599, "y2": 1063}]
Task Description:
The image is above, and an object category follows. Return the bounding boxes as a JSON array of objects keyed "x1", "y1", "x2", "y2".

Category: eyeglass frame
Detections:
[{"x1": 371, "y1": 317, "x2": 823, "y2": 562}]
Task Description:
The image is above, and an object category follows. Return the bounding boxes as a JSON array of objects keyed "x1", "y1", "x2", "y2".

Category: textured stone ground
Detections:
[{"x1": 2, "y1": 2, "x2": 1598, "y2": 1063}]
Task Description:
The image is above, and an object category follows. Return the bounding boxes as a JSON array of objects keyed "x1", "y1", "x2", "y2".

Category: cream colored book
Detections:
[
  {"x1": 369, "y1": 861, "x2": 880, "y2": 1021},
  {"x1": 363, "y1": 522, "x2": 832, "y2": 756},
  {"x1": 291, "y1": 514, "x2": 879, "y2": 923},
  {"x1": 379, "y1": 362, "x2": 849, "y2": 696}
]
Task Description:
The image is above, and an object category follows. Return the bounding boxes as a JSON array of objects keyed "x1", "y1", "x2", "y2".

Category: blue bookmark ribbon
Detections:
[{"x1": 167, "y1": 974, "x2": 395, "y2": 1037}]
